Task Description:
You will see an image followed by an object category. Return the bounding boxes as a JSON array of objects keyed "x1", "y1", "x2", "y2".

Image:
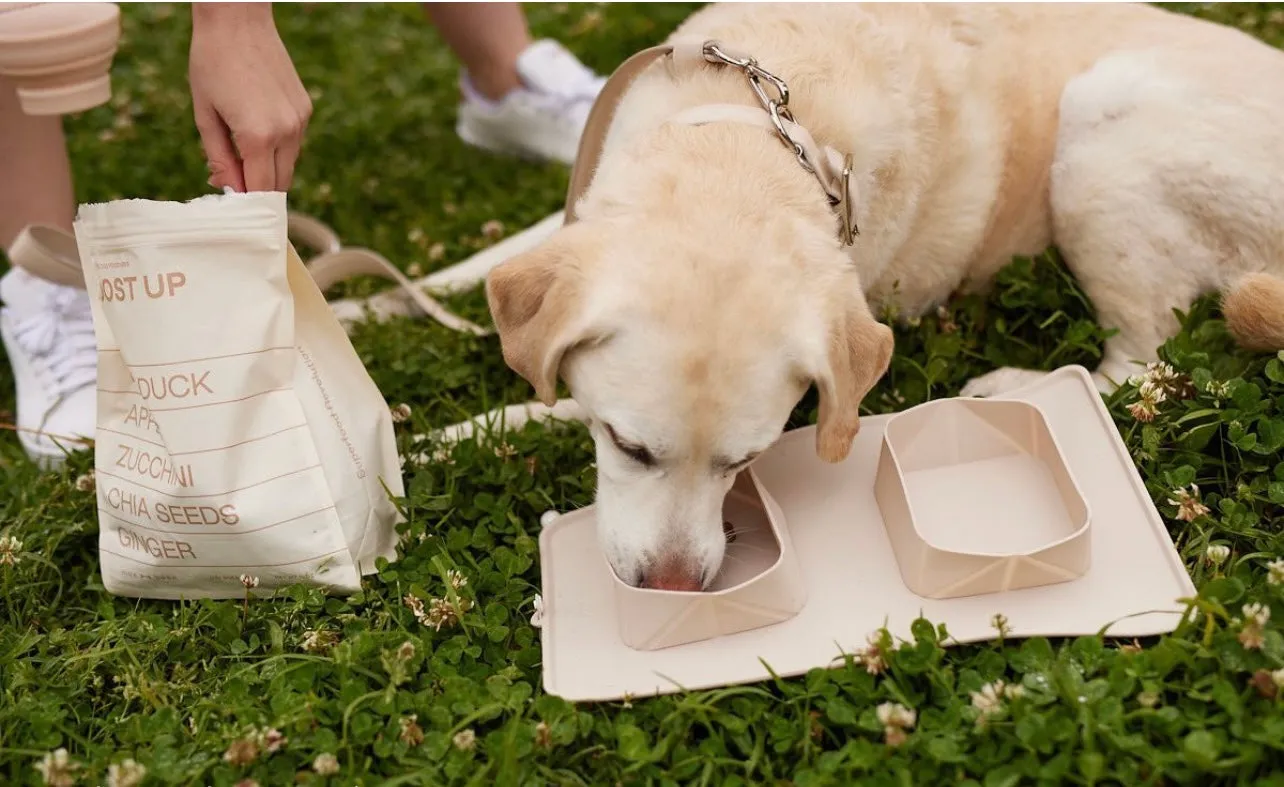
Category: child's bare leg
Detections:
[
  {"x1": 0, "y1": 78, "x2": 95, "y2": 467},
  {"x1": 0, "y1": 78, "x2": 75, "y2": 249},
  {"x1": 418, "y1": 2, "x2": 605, "y2": 166},
  {"x1": 421, "y1": 2, "x2": 531, "y2": 101}
]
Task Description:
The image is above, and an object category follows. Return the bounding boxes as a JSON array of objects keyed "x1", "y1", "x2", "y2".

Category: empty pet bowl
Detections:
[
  {"x1": 874, "y1": 397, "x2": 1091, "y2": 599},
  {"x1": 608, "y1": 468, "x2": 807, "y2": 651}
]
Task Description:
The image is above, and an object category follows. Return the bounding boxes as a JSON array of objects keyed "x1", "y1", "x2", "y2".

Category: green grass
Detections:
[{"x1": 2, "y1": 2, "x2": 1284, "y2": 785}]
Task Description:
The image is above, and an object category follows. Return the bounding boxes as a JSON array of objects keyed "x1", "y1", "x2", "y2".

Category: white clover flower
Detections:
[
  {"x1": 530, "y1": 593, "x2": 545, "y2": 626},
  {"x1": 971, "y1": 681, "x2": 1007, "y2": 717},
  {"x1": 35, "y1": 748, "x2": 80, "y2": 787},
  {"x1": 1127, "y1": 380, "x2": 1168, "y2": 422},
  {"x1": 453, "y1": 728, "x2": 476, "y2": 751},
  {"x1": 399, "y1": 715, "x2": 424, "y2": 746},
  {"x1": 404, "y1": 594, "x2": 427, "y2": 623},
  {"x1": 875, "y1": 702, "x2": 916, "y2": 747},
  {"x1": 259, "y1": 727, "x2": 287, "y2": 754},
  {"x1": 1239, "y1": 624, "x2": 1266, "y2": 650},
  {"x1": 1267, "y1": 559, "x2": 1284, "y2": 586},
  {"x1": 106, "y1": 758, "x2": 147, "y2": 787},
  {"x1": 313, "y1": 753, "x2": 340, "y2": 775},
  {"x1": 1243, "y1": 602, "x2": 1271, "y2": 627},
  {"x1": 855, "y1": 631, "x2": 886, "y2": 675},
  {"x1": 1205, "y1": 544, "x2": 1231, "y2": 565},
  {"x1": 0, "y1": 535, "x2": 23, "y2": 567},
  {"x1": 1167, "y1": 485, "x2": 1210, "y2": 522},
  {"x1": 302, "y1": 628, "x2": 339, "y2": 654},
  {"x1": 876, "y1": 701, "x2": 916, "y2": 730}
]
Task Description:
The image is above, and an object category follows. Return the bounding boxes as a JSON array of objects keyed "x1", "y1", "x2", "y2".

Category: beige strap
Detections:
[
  {"x1": 305, "y1": 247, "x2": 489, "y2": 335},
  {"x1": 286, "y1": 211, "x2": 343, "y2": 255},
  {"x1": 284, "y1": 211, "x2": 489, "y2": 334},
  {"x1": 4, "y1": 211, "x2": 488, "y2": 335},
  {"x1": 565, "y1": 36, "x2": 750, "y2": 220},
  {"x1": 564, "y1": 43, "x2": 676, "y2": 223},
  {"x1": 7, "y1": 225, "x2": 86, "y2": 288}
]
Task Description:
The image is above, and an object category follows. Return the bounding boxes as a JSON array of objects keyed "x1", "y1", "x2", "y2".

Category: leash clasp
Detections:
[{"x1": 839, "y1": 154, "x2": 859, "y2": 245}]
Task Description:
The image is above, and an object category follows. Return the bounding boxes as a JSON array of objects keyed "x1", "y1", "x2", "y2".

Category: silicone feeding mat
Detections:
[{"x1": 535, "y1": 366, "x2": 1196, "y2": 702}]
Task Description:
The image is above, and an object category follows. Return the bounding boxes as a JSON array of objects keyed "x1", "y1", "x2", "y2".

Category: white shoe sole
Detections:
[
  {"x1": 0, "y1": 315, "x2": 92, "y2": 469},
  {"x1": 18, "y1": 433, "x2": 81, "y2": 470},
  {"x1": 455, "y1": 116, "x2": 577, "y2": 167}
]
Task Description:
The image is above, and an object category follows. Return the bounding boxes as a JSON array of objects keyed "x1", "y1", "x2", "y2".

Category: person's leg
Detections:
[
  {"x1": 1, "y1": 77, "x2": 97, "y2": 466},
  {"x1": 0, "y1": 78, "x2": 75, "y2": 247},
  {"x1": 422, "y1": 2, "x2": 530, "y2": 101},
  {"x1": 421, "y1": 2, "x2": 605, "y2": 166}
]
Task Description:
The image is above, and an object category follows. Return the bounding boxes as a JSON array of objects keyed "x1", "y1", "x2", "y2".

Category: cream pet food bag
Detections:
[{"x1": 72, "y1": 191, "x2": 404, "y2": 599}]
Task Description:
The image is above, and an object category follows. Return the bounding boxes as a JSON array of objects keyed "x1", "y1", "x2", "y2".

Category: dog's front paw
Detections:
[{"x1": 960, "y1": 368, "x2": 1049, "y2": 398}]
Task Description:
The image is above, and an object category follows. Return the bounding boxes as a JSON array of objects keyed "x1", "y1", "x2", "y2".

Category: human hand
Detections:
[{"x1": 188, "y1": 3, "x2": 312, "y2": 193}]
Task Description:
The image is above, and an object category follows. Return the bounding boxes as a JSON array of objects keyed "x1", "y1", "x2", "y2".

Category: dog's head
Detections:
[{"x1": 485, "y1": 211, "x2": 892, "y2": 591}]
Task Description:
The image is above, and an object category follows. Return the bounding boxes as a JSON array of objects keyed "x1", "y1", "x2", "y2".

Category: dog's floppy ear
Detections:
[
  {"x1": 812, "y1": 299, "x2": 894, "y2": 463},
  {"x1": 485, "y1": 226, "x2": 601, "y2": 406}
]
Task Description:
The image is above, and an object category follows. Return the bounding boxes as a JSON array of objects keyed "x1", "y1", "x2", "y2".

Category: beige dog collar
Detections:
[{"x1": 564, "y1": 37, "x2": 860, "y2": 245}]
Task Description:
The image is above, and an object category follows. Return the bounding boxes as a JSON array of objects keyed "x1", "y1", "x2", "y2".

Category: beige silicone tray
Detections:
[
  {"x1": 875, "y1": 398, "x2": 1091, "y2": 599},
  {"x1": 536, "y1": 366, "x2": 1196, "y2": 702},
  {"x1": 610, "y1": 469, "x2": 807, "y2": 651}
]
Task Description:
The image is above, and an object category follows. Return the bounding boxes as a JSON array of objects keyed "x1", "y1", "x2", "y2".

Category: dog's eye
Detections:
[
  {"x1": 620, "y1": 443, "x2": 656, "y2": 466},
  {"x1": 722, "y1": 453, "x2": 760, "y2": 474},
  {"x1": 604, "y1": 424, "x2": 656, "y2": 467}
]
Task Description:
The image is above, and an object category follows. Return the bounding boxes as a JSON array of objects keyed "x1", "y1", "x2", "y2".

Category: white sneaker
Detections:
[
  {"x1": 0, "y1": 265, "x2": 96, "y2": 466},
  {"x1": 455, "y1": 39, "x2": 607, "y2": 166}
]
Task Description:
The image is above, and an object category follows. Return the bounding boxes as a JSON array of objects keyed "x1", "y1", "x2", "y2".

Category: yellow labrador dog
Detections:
[{"x1": 485, "y1": 3, "x2": 1284, "y2": 591}]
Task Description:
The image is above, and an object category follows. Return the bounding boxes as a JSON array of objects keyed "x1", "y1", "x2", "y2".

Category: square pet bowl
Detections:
[
  {"x1": 874, "y1": 398, "x2": 1091, "y2": 599},
  {"x1": 609, "y1": 468, "x2": 807, "y2": 651}
]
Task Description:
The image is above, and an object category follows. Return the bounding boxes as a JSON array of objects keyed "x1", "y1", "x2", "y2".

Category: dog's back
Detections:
[{"x1": 588, "y1": 2, "x2": 1284, "y2": 376}]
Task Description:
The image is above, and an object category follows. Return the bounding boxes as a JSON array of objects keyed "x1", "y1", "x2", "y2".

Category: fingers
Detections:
[
  {"x1": 273, "y1": 93, "x2": 311, "y2": 192},
  {"x1": 274, "y1": 142, "x2": 299, "y2": 194},
  {"x1": 191, "y1": 60, "x2": 311, "y2": 192},
  {"x1": 194, "y1": 100, "x2": 245, "y2": 192},
  {"x1": 236, "y1": 129, "x2": 278, "y2": 193},
  {"x1": 281, "y1": 88, "x2": 312, "y2": 191},
  {"x1": 230, "y1": 108, "x2": 309, "y2": 193}
]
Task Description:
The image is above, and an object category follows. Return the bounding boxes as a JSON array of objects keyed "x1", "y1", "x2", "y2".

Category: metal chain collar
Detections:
[
  {"x1": 701, "y1": 42, "x2": 815, "y2": 176},
  {"x1": 699, "y1": 41, "x2": 859, "y2": 244}
]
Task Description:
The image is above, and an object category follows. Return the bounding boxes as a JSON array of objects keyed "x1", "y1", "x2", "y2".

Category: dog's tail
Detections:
[{"x1": 1223, "y1": 273, "x2": 1284, "y2": 352}]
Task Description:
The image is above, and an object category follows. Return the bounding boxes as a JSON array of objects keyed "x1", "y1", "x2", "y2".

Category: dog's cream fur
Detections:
[{"x1": 486, "y1": 2, "x2": 1284, "y2": 590}]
